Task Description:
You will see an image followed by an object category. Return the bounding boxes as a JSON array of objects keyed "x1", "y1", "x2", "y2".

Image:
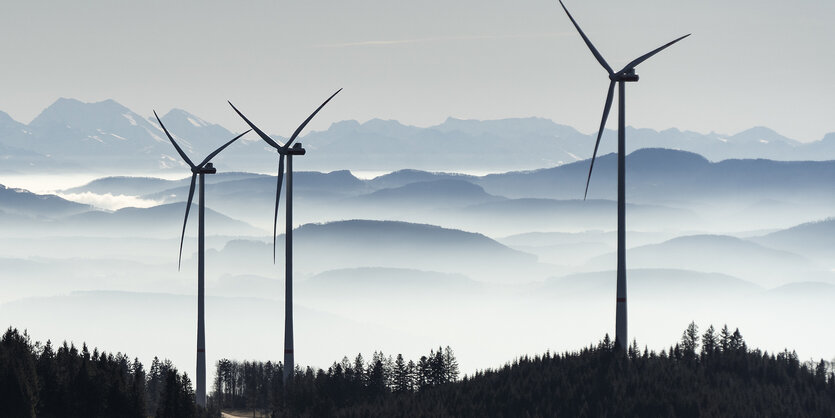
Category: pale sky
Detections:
[{"x1": 1, "y1": 0, "x2": 833, "y2": 141}]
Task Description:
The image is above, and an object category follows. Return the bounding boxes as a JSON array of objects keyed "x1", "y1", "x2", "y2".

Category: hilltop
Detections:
[{"x1": 215, "y1": 323, "x2": 835, "y2": 417}]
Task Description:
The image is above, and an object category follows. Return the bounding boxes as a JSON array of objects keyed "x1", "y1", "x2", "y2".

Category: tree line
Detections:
[
  {"x1": 4, "y1": 323, "x2": 835, "y2": 416},
  {"x1": 327, "y1": 322, "x2": 835, "y2": 417},
  {"x1": 217, "y1": 323, "x2": 835, "y2": 417},
  {"x1": 212, "y1": 346, "x2": 459, "y2": 415},
  {"x1": 0, "y1": 327, "x2": 214, "y2": 417}
]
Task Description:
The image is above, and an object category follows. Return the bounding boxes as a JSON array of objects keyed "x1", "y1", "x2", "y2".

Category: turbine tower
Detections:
[
  {"x1": 154, "y1": 111, "x2": 249, "y2": 406},
  {"x1": 558, "y1": 0, "x2": 689, "y2": 350},
  {"x1": 228, "y1": 88, "x2": 342, "y2": 384}
]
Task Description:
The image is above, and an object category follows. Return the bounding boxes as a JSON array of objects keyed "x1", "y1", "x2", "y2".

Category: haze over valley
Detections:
[{"x1": 2, "y1": 99, "x2": 834, "y2": 382}]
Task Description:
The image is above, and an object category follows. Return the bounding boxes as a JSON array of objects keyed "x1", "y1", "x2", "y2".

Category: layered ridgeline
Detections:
[
  {"x1": 49, "y1": 148, "x2": 835, "y2": 235},
  {"x1": 3, "y1": 148, "x2": 835, "y2": 300},
  {"x1": 2, "y1": 98, "x2": 835, "y2": 174},
  {"x1": 3, "y1": 146, "x2": 835, "y2": 405},
  {"x1": 3, "y1": 325, "x2": 834, "y2": 417},
  {"x1": 6, "y1": 150, "x2": 835, "y2": 288}
]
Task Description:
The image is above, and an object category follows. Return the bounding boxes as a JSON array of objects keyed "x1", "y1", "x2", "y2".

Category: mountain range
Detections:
[{"x1": 2, "y1": 98, "x2": 835, "y2": 174}]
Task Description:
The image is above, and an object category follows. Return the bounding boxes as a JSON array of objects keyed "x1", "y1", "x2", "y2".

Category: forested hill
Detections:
[
  {"x1": 3, "y1": 324, "x2": 835, "y2": 417},
  {"x1": 381, "y1": 334, "x2": 835, "y2": 417},
  {"x1": 218, "y1": 324, "x2": 835, "y2": 417}
]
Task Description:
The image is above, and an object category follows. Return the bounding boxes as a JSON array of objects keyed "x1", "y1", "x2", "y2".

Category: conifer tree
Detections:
[
  {"x1": 701, "y1": 325, "x2": 717, "y2": 358},
  {"x1": 681, "y1": 321, "x2": 699, "y2": 361},
  {"x1": 628, "y1": 339, "x2": 639, "y2": 359},
  {"x1": 366, "y1": 352, "x2": 386, "y2": 395},
  {"x1": 720, "y1": 324, "x2": 732, "y2": 352},
  {"x1": 393, "y1": 354, "x2": 409, "y2": 393},
  {"x1": 430, "y1": 348, "x2": 446, "y2": 385},
  {"x1": 443, "y1": 346, "x2": 459, "y2": 383},
  {"x1": 353, "y1": 354, "x2": 366, "y2": 387},
  {"x1": 730, "y1": 328, "x2": 745, "y2": 352},
  {"x1": 816, "y1": 359, "x2": 828, "y2": 384},
  {"x1": 417, "y1": 356, "x2": 430, "y2": 390},
  {"x1": 600, "y1": 334, "x2": 612, "y2": 350},
  {"x1": 406, "y1": 360, "x2": 417, "y2": 392}
]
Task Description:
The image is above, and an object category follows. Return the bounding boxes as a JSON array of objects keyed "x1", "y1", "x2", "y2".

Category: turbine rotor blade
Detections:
[
  {"x1": 584, "y1": 80, "x2": 616, "y2": 200},
  {"x1": 227, "y1": 101, "x2": 285, "y2": 149},
  {"x1": 558, "y1": 0, "x2": 613, "y2": 75},
  {"x1": 620, "y1": 34, "x2": 690, "y2": 73},
  {"x1": 155, "y1": 110, "x2": 195, "y2": 168},
  {"x1": 284, "y1": 88, "x2": 343, "y2": 149},
  {"x1": 197, "y1": 129, "x2": 252, "y2": 168},
  {"x1": 179, "y1": 173, "x2": 197, "y2": 270},
  {"x1": 273, "y1": 155, "x2": 285, "y2": 264}
]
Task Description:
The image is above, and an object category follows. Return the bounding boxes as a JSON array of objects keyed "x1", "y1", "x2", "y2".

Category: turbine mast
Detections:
[
  {"x1": 284, "y1": 148, "x2": 294, "y2": 384},
  {"x1": 615, "y1": 82, "x2": 627, "y2": 350},
  {"x1": 196, "y1": 162, "x2": 216, "y2": 407},
  {"x1": 284, "y1": 143, "x2": 305, "y2": 385},
  {"x1": 196, "y1": 170, "x2": 207, "y2": 407}
]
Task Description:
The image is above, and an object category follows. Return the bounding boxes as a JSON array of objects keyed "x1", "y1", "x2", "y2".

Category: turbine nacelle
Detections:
[
  {"x1": 287, "y1": 143, "x2": 306, "y2": 156},
  {"x1": 611, "y1": 68, "x2": 639, "y2": 82},
  {"x1": 192, "y1": 163, "x2": 217, "y2": 174}
]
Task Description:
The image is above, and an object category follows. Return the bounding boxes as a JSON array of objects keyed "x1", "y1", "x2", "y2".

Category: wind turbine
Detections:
[
  {"x1": 228, "y1": 88, "x2": 342, "y2": 384},
  {"x1": 154, "y1": 111, "x2": 249, "y2": 406},
  {"x1": 558, "y1": 0, "x2": 689, "y2": 350}
]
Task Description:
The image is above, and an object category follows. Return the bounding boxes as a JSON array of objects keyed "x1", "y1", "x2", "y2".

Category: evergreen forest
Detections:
[{"x1": 2, "y1": 323, "x2": 835, "y2": 417}]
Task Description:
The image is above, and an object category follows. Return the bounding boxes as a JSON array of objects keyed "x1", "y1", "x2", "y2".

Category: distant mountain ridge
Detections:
[
  {"x1": 585, "y1": 234, "x2": 822, "y2": 287},
  {"x1": 61, "y1": 148, "x2": 835, "y2": 205},
  {"x1": 212, "y1": 219, "x2": 544, "y2": 283},
  {"x1": 752, "y1": 218, "x2": 835, "y2": 261},
  {"x1": 474, "y1": 148, "x2": 835, "y2": 202},
  {"x1": 2, "y1": 98, "x2": 835, "y2": 174},
  {"x1": 0, "y1": 184, "x2": 93, "y2": 218},
  {"x1": 52, "y1": 147, "x2": 835, "y2": 239},
  {"x1": 361, "y1": 179, "x2": 503, "y2": 207}
]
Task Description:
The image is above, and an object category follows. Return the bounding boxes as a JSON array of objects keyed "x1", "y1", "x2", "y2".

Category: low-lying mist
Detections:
[{"x1": 2, "y1": 149, "x2": 834, "y2": 382}]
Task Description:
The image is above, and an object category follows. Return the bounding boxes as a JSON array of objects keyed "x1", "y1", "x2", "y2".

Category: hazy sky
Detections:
[{"x1": 1, "y1": 0, "x2": 833, "y2": 141}]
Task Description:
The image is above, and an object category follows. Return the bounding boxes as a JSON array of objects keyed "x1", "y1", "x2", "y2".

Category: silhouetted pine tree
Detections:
[
  {"x1": 352, "y1": 353, "x2": 366, "y2": 387},
  {"x1": 701, "y1": 325, "x2": 717, "y2": 359},
  {"x1": 720, "y1": 324, "x2": 732, "y2": 351},
  {"x1": 681, "y1": 321, "x2": 700, "y2": 362},
  {"x1": 417, "y1": 355, "x2": 430, "y2": 390},
  {"x1": 393, "y1": 354, "x2": 410, "y2": 393},
  {"x1": 405, "y1": 359, "x2": 417, "y2": 392},
  {"x1": 443, "y1": 346, "x2": 459, "y2": 383},
  {"x1": 366, "y1": 351, "x2": 386, "y2": 396}
]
